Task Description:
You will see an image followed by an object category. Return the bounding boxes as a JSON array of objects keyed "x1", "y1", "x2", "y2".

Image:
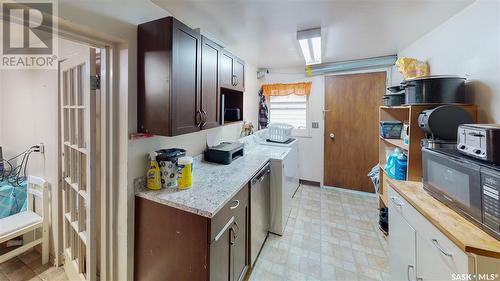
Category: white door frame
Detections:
[{"x1": 55, "y1": 18, "x2": 122, "y2": 281}]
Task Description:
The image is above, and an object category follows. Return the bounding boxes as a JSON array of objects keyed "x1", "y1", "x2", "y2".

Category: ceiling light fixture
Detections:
[{"x1": 297, "y1": 28, "x2": 322, "y2": 65}]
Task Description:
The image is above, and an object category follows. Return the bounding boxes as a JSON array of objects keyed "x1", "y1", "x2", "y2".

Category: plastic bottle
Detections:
[
  {"x1": 177, "y1": 156, "x2": 193, "y2": 190},
  {"x1": 395, "y1": 152, "x2": 408, "y2": 180},
  {"x1": 146, "y1": 152, "x2": 161, "y2": 190},
  {"x1": 385, "y1": 148, "x2": 401, "y2": 179}
]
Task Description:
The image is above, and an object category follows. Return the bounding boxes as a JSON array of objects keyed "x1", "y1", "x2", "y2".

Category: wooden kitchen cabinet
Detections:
[
  {"x1": 233, "y1": 57, "x2": 245, "y2": 92},
  {"x1": 201, "y1": 36, "x2": 221, "y2": 130},
  {"x1": 209, "y1": 185, "x2": 249, "y2": 281},
  {"x1": 135, "y1": 185, "x2": 249, "y2": 281},
  {"x1": 231, "y1": 194, "x2": 249, "y2": 281},
  {"x1": 138, "y1": 16, "x2": 246, "y2": 136},
  {"x1": 219, "y1": 49, "x2": 245, "y2": 92},
  {"x1": 138, "y1": 17, "x2": 202, "y2": 136}
]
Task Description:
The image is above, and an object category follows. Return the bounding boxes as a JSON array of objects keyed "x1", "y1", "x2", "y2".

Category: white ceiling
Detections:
[
  {"x1": 152, "y1": 0, "x2": 474, "y2": 69},
  {"x1": 60, "y1": 0, "x2": 474, "y2": 69}
]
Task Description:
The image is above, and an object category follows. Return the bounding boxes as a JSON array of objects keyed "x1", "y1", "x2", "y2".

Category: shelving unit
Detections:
[{"x1": 378, "y1": 104, "x2": 477, "y2": 209}]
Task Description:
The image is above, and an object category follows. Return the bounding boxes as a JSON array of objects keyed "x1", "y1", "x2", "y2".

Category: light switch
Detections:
[{"x1": 312, "y1": 122, "x2": 319, "y2": 129}]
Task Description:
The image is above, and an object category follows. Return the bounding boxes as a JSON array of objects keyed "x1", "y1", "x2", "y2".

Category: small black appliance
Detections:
[
  {"x1": 224, "y1": 107, "x2": 241, "y2": 121},
  {"x1": 417, "y1": 105, "x2": 473, "y2": 140},
  {"x1": 204, "y1": 142, "x2": 244, "y2": 165}
]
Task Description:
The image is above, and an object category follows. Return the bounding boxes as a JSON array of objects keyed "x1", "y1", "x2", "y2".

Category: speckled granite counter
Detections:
[{"x1": 135, "y1": 145, "x2": 291, "y2": 218}]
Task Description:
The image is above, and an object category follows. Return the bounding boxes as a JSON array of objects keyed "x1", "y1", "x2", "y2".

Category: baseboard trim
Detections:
[
  {"x1": 321, "y1": 185, "x2": 378, "y2": 197},
  {"x1": 299, "y1": 179, "x2": 321, "y2": 187}
]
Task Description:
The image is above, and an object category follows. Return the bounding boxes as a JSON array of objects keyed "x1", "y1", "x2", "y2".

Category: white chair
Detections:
[{"x1": 0, "y1": 176, "x2": 49, "y2": 264}]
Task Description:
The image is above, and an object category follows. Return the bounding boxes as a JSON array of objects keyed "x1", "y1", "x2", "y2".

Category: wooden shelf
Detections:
[
  {"x1": 380, "y1": 137, "x2": 409, "y2": 150},
  {"x1": 379, "y1": 104, "x2": 477, "y2": 182},
  {"x1": 380, "y1": 105, "x2": 410, "y2": 110}
]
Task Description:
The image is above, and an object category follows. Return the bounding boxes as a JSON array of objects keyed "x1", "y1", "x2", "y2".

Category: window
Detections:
[{"x1": 269, "y1": 94, "x2": 309, "y2": 134}]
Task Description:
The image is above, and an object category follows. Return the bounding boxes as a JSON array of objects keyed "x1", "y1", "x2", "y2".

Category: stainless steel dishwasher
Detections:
[{"x1": 250, "y1": 163, "x2": 271, "y2": 267}]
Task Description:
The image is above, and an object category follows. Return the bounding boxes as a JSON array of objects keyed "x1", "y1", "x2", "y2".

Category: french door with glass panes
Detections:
[{"x1": 60, "y1": 48, "x2": 97, "y2": 281}]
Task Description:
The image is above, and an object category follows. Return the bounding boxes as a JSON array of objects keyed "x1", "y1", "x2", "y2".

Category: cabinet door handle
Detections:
[
  {"x1": 235, "y1": 75, "x2": 239, "y2": 86},
  {"x1": 195, "y1": 109, "x2": 202, "y2": 126},
  {"x1": 214, "y1": 216, "x2": 234, "y2": 242},
  {"x1": 233, "y1": 220, "x2": 240, "y2": 239},
  {"x1": 230, "y1": 200, "x2": 240, "y2": 210},
  {"x1": 201, "y1": 109, "x2": 207, "y2": 127},
  {"x1": 407, "y1": 265, "x2": 414, "y2": 281},
  {"x1": 390, "y1": 196, "x2": 404, "y2": 207},
  {"x1": 431, "y1": 239, "x2": 453, "y2": 257},
  {"x1": 232, "y1": 75, "x2": 237, "y2": 86}
]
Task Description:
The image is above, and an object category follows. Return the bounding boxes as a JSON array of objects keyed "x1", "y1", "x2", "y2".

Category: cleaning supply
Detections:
[
  {"x1": 385, "y1": 148, "x2": 401, "y2": 179},
  {"x1": 146, "y1": 152, "x2": 161, "y2": 190},
  {"x1": 156, "y1": 148, "x2": 186, "y2": 188},
  {"x1": 177, "y1": 156, "x2": 193, "y2": 189},
  {"x1": 395, "y1": 153, "x2": 408, "y2": 180}
]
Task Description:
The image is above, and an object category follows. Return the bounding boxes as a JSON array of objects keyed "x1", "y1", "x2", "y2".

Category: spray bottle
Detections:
[{"x1": 146, "y1": 152, "x2": 161, "y2": 190}]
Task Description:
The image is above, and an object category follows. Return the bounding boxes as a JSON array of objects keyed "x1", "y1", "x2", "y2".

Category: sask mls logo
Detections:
[{"x1": 1, "y1": 1, "x2": 57, "y2": 69}]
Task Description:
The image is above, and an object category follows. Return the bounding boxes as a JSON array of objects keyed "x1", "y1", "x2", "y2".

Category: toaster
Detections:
[{"x1": 457, "y1": 124, "x2": 500, "y2": 163}]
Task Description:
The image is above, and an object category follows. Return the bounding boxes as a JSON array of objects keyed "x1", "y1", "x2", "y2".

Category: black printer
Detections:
[{"x1": 204, "y1": 142, "x2": 244, "y2": 165}]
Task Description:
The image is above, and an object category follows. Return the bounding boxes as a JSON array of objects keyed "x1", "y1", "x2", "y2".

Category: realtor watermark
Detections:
[
  {"x1": 452, "y1": 273, "x2": 500, "y2": 281},
  {"x1": 0, "y1": 0, "x2": 57, "y2": 69}
]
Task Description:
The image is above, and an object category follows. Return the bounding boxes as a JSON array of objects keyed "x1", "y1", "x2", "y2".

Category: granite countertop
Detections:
[{"x1": 135, "y1": 144, "x2": 291, "y2": 218}]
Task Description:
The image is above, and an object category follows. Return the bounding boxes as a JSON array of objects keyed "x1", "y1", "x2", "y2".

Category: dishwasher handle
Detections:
[{"x1": 252, "y1": 165, "x2": 270, "y2": 185}]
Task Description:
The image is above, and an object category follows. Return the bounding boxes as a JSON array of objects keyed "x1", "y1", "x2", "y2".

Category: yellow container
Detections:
[
  {"x1": 146, "y1": 152, "x2": 161, "y2": 190},
  {"x1": 177, "y1": 156, "x2": 193, "y2": 189}
]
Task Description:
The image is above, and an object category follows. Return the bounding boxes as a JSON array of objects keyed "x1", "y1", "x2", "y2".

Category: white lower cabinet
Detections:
[
  {"x1": 388, "y1": 188, "x2": 473, "y2": 281},
  {"x1": 389, "y1": 197, "x2": 416, "y2": 281}
]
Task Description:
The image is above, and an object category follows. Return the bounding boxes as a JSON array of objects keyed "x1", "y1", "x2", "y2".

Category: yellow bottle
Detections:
[
  {"x1": 147, "y1": 152, "x2": 161, "y2": 190},
  {"x1": 177, "y1": 156, "x2": 193, "y2": 190}
]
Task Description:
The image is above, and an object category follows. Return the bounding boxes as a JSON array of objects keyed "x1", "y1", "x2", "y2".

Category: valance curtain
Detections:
[{"x1": 262, "y1": 82, "x2": 312, "y2": 97}]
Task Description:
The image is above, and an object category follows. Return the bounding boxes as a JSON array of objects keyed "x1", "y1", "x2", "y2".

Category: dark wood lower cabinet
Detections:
[
  {"x1": 231, "y1": 199, "x2": 249, "y2": 281},
  {"x1": 135, "y1": 185, "x2": 249, "y2": 281}
]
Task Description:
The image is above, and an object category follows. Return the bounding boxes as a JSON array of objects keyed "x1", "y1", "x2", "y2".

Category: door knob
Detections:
[{"x1": 329, "y1": 133, "x2": 335, "y2": 139}]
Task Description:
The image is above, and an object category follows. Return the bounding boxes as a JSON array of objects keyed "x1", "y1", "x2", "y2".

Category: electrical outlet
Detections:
[{"x1": 36, "y1": 143, "x2": 45, "y2": 154}]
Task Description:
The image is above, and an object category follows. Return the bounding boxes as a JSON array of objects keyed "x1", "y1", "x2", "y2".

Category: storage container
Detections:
[
  {"x1": 380, "y1": 121, "x2": 403, "y2": 139},
  {"x1": 267, "y1": 123, "x2": 293, "y2": 143}
]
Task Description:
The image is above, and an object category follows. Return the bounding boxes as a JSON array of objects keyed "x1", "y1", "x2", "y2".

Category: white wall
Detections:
[
  {"x1": 391, "y1": 0, "x2": 500, "y2": 123},
  {"x1": 0, "y1": 68, "x2": 58, "y2": 253},
  {"x1": 0, "y1": 38, "x2": 86, "y2": 259},
  {"x1": 259, "y1": 70, "x2": 325, "y2": 184}
]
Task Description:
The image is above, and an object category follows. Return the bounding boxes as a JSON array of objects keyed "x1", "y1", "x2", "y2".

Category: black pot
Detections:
[
  {"x1": 402, "y1": 75, "x2": 466, "y2": 104},
  {"x1": 383, "y1": 93, "x2": 405, "y2": 106},
  {"x1": 387, "y1": 85, "x2": 405, "y2": 93}
]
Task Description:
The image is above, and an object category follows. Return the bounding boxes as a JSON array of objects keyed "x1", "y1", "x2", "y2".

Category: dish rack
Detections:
[{"x1": 267, "y1": 123, "x2": 293, "y2": 143}]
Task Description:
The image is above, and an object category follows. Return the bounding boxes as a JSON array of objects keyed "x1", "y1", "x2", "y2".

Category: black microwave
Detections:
[{"x1": 422, "y1": 148, "x2": 500, "y2": 239}]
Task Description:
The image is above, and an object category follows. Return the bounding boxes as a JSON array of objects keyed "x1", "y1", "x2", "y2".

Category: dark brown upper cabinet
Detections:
[
  {"x1": 219, "y1": 50, "x2": 245, "y2": 92},
  {"x1": 200, "y1": 36, "x2": 221, "y2": 130},
  {"x1": 138, "y1": 17, "x2": 202, "y2": 136}
]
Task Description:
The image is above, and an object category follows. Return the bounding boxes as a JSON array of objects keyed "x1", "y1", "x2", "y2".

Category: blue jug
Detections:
[
  {"x1": 395, "y1": 153, "x2": 408, "y2": 180},
  {"x1": 385, "y1": 148, "x2": 401, "y2": 179}
]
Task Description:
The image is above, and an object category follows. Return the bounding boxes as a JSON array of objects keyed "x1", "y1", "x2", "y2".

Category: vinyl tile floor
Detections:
[
  {"x1": 0, "y1": 250, "x2": 68, "y2": 281},
  {"x1": 249, "y1": 184, "x2": 389, "y2": 281}
]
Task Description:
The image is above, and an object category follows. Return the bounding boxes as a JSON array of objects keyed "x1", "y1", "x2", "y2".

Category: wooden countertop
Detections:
[{"x1": 386, "y1": 177, "x2": 500, "y2": 259}]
